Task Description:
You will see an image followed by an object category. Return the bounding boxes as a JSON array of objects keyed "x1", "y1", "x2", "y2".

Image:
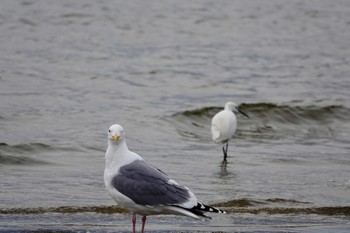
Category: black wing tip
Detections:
[
  {"x1": 193, "y1": 202, "x2": 226, "y2": 215},
  {"x1": 172, "y1": 202, "x2": 226, "y2": 219}
]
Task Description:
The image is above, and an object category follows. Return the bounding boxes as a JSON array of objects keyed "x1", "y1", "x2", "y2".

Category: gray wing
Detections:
[{"x1": 111, "y1": 160, "x2": 191, "y2": 206}]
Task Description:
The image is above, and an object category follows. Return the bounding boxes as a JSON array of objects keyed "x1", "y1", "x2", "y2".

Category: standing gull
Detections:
[
  {"x1": 104, "y1": 124, "x2": 225, "y2": 233},
  {"x1": 211, "y1": 102, "x2": 249, "y2": 162}
]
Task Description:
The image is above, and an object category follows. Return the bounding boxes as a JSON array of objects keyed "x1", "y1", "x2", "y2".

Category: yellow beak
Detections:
[{"x1": 112, "y1": 134, "x2": 120, "y2": 142}]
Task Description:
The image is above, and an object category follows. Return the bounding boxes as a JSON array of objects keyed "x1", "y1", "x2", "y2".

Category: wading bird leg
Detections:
[
  {"x1": 141, "y1": 215, "x2": 147, "y2": 233},
  {"x1": 132, "y1": 214, "x2": 136, "y2": 233},
  {"x1": 222, "y1": 143, "x2": 228, "y2": 162},
  {"x1": 222, "y1": 146, "x2": 226, "y2": 161}
]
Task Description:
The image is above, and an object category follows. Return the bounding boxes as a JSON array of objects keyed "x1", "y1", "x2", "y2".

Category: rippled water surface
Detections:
[{"x1": 1, "y1": 0, "x2": 350, "y2": 232}]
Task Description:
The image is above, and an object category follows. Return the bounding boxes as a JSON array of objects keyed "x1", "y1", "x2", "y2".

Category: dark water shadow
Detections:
[{"x1": 219, "y1": 159, "x2": 229, "y2": 177}]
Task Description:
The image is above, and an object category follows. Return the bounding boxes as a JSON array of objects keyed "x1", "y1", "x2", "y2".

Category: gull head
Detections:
[
  {"x1": 108, "y1": 124, "x2": 125, "y2": 143},
  {"x1": 225, "y1": 102, "x2": 249, "y2": 118}
]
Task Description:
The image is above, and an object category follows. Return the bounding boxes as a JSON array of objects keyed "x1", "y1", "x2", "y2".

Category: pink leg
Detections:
[
  {"x1": 132, "y1": 214, "x2": 136, "y2": 233},
  {"x1": 141, "y1": 215, "x2": 147, "y2": 233}
]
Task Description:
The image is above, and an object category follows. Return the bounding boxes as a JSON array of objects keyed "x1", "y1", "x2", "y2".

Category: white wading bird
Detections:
[
  {"x1": 104, "y1": 124, "x2": 226, "y2": 233},
  {"x1": 211, "y1": 102, "x2": 249, "y2": 161}
]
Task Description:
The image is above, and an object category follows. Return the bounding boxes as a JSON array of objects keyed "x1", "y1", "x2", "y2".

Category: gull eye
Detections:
[{"x1": 108, "y1": 129, "x2": 111, "y2": 133}]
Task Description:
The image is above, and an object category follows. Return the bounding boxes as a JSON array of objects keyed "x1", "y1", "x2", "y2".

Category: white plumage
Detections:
[
  {"x1": 104, "y1": 124, "x2": 225, "y2": 233},
  {"x1": 211, "y1": 102, "x2": 249, "y2": 161}
]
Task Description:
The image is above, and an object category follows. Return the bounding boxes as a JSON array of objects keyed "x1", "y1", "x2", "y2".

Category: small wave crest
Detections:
[
  {"x1": 214, "y1": 198, "x2": 350, "y2": 216},
  {"x1": 0, "y1": 205, "x2": 126, "y2": 215},
  {"x1": 0, "y1": 143, "x2": 82, "y2": 166},
  {"x1": 0, "y1": 143, "x2": 54, "y2": 166},
  {"x1": 214, "y1": 198, "x2": 311, "y2": 207},
  {"x1": 225, "y1": 206, "x2": 350, "y2": 216},
  {"x1": 1, "y1": 200, "x2": 349, "y2": 216}
]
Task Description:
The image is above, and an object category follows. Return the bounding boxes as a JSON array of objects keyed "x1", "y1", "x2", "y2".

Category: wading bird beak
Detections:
[
  {"x1": 112, "y1": 134, "x2": 120, "y2": 142},
  {"x1": 238, "y1": 108, "x2": 249, "y2": 118}
]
